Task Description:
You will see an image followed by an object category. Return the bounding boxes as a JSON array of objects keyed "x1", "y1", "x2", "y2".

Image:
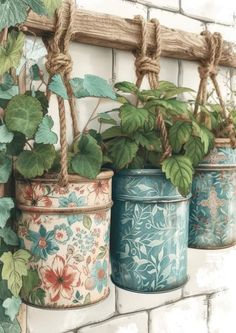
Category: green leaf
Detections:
[
  {"x1": 35, "y1": 115, "x2": 58, "y2": 144},
  {"x1": 148, "y1": 151, "x2": 161, "y2": 167},
  {"x1": 0, "y1": 86, "x2": 18, "y2": 100},
  {"x1": 0, "y1": 281, "x2": 12, "y2": 301},
  {"x1": 0, "y1": 306, "x2": 21, "y2": 333},
  {"x1": 30, "y1": 64, "x2": 41, "y2": 81},
  {"x1": 0, "y1": 125, "x2": 13, "y2": 144},
  {"x1": 0, "y1": 249, "x2": 31, "y2": 297},
  {"x1": 101, "y1": 126, "x2": 127, "y2": 140},
  {"x1": 0, "y1": 227, "x2": 19, "y2": 246},
  {"x1": 120, "y1": 104, "x2": 149, "y2": 133},
  {"x1": 0, "y1": 153, "x2": 12, "y2": 183},
  {"x1": 162, "y1": 155, "x2": 193, "y2": 197},
  {"x1": 140, "y1": 84, "x2": 194, "y2": 100},
  {"x1": 0, "y1": 198, "x2": 14, "y2": 228},
  {"x1": 0, "y1": 73, "x2": 15, "y2": 91},
  {"x1": 3, "y1": 296, "x2": 22, "y2": 321},
  {"x1": 70, "y1": 75, "x2": 116, "y2": 99},
  {"x1": 184, "y1": 136, "x2": 205, "y2": 167},
  {"x1": 16, "y1": 144, "x2": 56, "y2": 178},
  {"x1": 145, "y1": 99, "x2": 188, "y2": 115},
  {"x1": 192, "y1": 122, "x2": 214, "y2": 153},
  {"x1": 43, "y1": 0, "x2": 62, "y2": 16},
  {"x1": 169, "y1": 121, "x2": 192, "y2": 153},
  {"x1": 48, "y1": 74, "x2": 68, "y2": 100},
  {"x1": 6, "y1": 133, "x2": 26, "y2": 156},
  {"x1": 0, "y1": 32, "x2": 25, "y2": 76},
  {"x1": 83, "y1": 216, "x2": 92, "y2": 230},
  {"x1": 107, "y1": 137, "x2": 138, "y2": 169},
  {"x1": 29, "y1": 288, "x2": 46, "y2": 306},
  {"x1": 129, "y1": 155, "x2": 145, "y2": 169},
  {"x1": 133, "y1": 131, "x2": 161, "y2": 151},
  {"x1": 5, "y1": 95, "x2": 43, "y2": 138},
  {"x1": 114, "y1": 81, "x2": 139, "y2": 94},
  {"x1": 98, "y1": 113, "x2": 117, "y2": 125},
  {"x1": 22, "y1": 270, "x2": 41, "y2": 299},
  {"x1": 25, "y1": 91, "x2": 49, "y2": 115},
  {"x1": 71, "y1": 134, "x2": 102, "y2": 179},
  {"x1": 24, "y1": 0, "x2": 46, "y2": 15}
]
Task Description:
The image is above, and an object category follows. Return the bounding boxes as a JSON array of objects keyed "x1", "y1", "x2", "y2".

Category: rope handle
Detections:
[{"x1": 134, "y1": 16, "x2": 172, "y2": 161}]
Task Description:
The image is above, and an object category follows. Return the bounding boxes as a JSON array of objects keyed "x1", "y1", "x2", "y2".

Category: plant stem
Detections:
[
  {"x1": 0, "y1": 27, "x2": 8, "y2": 45},
  {"x1": 82, "y1": 98, "x2": 101, "y2": 133}
]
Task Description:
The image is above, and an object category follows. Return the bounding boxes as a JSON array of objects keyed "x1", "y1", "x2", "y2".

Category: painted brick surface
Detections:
[
  {"x1": 150, "y1": 296, "x2": 208, "y2": 333},
  {"x1": 129, "y1": 0, "x2": 179, "y2": 11},
  {"x1": 207, "y1": 23, "x2": 236, "y2": 43},
  {"x1": 77, "y1": 312, "x2": 148, "y2": 333}
]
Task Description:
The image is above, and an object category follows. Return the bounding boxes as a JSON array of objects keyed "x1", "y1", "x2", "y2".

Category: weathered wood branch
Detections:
[{"x1": 26, "y1": 7, "x2": 236, "y2": 68}]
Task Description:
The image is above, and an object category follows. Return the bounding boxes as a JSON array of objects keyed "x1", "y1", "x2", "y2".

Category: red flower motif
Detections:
[
  {"x1": 92, "y1": 180, "x2": 109, "y2": 197},
  {"x1": 23, "y1": 184, "x2": 52, "y2": 207},
  {"x1": 40, "y1": 255, "x2": 80, "y2": 302}
]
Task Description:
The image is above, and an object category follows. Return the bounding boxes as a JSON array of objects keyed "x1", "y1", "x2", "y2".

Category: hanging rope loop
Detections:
[{"x1": 134, "y1": 16, "x2": 172, "y2": 161}]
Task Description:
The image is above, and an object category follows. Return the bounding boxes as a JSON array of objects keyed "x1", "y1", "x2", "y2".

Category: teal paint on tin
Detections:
[
  {"x1": 110, "y1": 169, "x2": 190, "y2": 293},
  {"x1": 189, "y1": 144, "x2": 236, "y2": 249}
]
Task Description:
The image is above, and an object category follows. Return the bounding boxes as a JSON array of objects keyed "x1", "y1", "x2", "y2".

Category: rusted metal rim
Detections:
[
  {"x1": 17, "y1": 202, "x2": 113, "y2": 214},
  {"x1": 15, "y1": 170, "x2": 114, "y2": 184}
]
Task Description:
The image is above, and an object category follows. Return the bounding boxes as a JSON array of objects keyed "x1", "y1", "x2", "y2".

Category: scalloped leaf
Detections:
[
  {"x1": 133, "y1": 131, "x2": 161, "y2": 152},
  {"x1": 114, "y1": 81, "x2": 139, "y2": 94},
  {"x1": 162, "y1": 155, "x2": 193, "y2": 196},
  {"x1": 120, "y1": 104, "x2": 149, "y2": 133},
  {"x1": 192, "y1": 122, "x2": 214, "y2": 153},
  {"x1": 48, "y1": 74, "x2": 68, "y2": 100},
  {"x1": 35, "y1": 115, "x2": 58, "y2": 144},
  {"x1": 0, "y1": 198, "x2": 14, "y2": 228},
  {"x1": 107, "y1": 137, "x2": 138, "y2": 169},
  {"x1": 0, "y1": 227, "x2": 19, "y2": 246},
  {"x1": 3, "y1": 296, "x2": 22, "y2": 321},
  {"x1": 0, "y1": 125, "x2": 14, "y2": 144},
  {"x1": 169, "y1": 120, "x2": 192, "y2": 153},
  {"x1": 5, "y1": 95, "x2": 43, "y2": 138},
  {"x1": 0, "y1": 152, "x2": 12, "y2": 183},
  {"x1": 184, "y1": 136, "x2": 205, "y2": 166}
]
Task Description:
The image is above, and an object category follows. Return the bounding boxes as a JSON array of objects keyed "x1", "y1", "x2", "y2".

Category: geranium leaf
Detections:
[
  {"x1": 0, "y1": 250, "x2": 31, "y2": 297},
  {"x1": 25, "y1": 90, "x2": 49, "y2": 115},
  {"x1": 0, "y1": 32, "x2": 25, "y2": 76},
  {"x1": 0, "y1": 125, "x2": 14, "y2": 144},
  {"x1": 133, "y1": 131, "x2": 161, "y2": 152},
  {"x1": 107, "y1": 137, "x2": 138, "y2": 169},
  {"x1": 0, "y1": 152, "x2": 12, "y2": 183},
  {"x1": 6, "y1": 133, "x2": 26, "y2": 156},
  {"x1": 43, "y1": 0, "x2": 62, "y2": 16},
  {"x1": 120, "y1": 104, "x2": 149, "y2": 133},
  {"x1": 0, "y1": 198, "x2": 14, "y2": 228},
  {"x1": 70, "y1": 78, "x2": 89, "y2": 98},
  {"x1": 16, "y1": 144, "x2": 56, "y2": 178},
  {"x1": 169, "y1": 120, "x2": 192, "y2": 153},
  {"x1": 35, "y1": 115, "x2": 58, "y2": 144},
  {"x1": 145, "y1": 99, "x2": 188, "y2": 115},
  {"x1": 184, "y1": 136, "x2": 205, "y2": 166},
  {"x1": 5, "y1": 95, "x2": 43, "y2": 138},
  {"x1": 3, "y1": 296, "x2": 22, "y2": 322},
  {"x1": 192, "y1": 122, "x2": 214, "y2": 153},
  {"x1": 71, "y1": 134, "x2": 102, "y2": 179},
  {"x1": 0, "y1": 227, "x2": 19, "y2": 246},
  {"x1": 162, "y1": 155, "x2": 193, "y2": 197},
  {"x1": 101, "y1": 126, "x2": 127, "y2": 140},
  {"x1": 48, "y1": 74, "x2": 68, "y2": 99},
  {"x1": 114, "y1": 81, "x2": 139, "y2": 94}
]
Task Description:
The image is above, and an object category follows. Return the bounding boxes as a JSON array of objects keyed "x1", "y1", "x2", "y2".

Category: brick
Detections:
[
  {"x1": 183, "y1": 247, "x2": 236, "y2": 297},
  {"x1": 207, "y1": 23, "x2": 236, "y2": 43},
  {"x1": 76, "y1": 0, "x2": 148, "y2": 18},
  {"x1": 150, "y1": 296, "x2": 208, "y2": 333},
  {"x1": 179, "y1": 61, "x2": 200, "y2": 92},
  {"x1": 26, "y1": 279, "x2": 116, "y2": 333},
  {"x1": 77, "y1": 312, "x2": 148, "y2": 333},
  {"x1": 130, "y1": 0, "x2": 179, "y2": 11},
  {"x1": 116, "y1": 286, "x2": 182, "y2": 314},
  {"x1": 181, "y1": 0, "x2": 234, "y2": 25},
  {"x1": 149, "y1": 8, "x2": 205, "y2": 33},
  {"x1": 208, "y1": 290, "x2": 236, "y2": 333}
]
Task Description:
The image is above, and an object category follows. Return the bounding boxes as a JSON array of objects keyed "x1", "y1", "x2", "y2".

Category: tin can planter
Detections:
[
  {"x1": 189, "y1": 139, "x2": 236, "y2": 249},
  {"x1": 16, "y1": 171, "x2": 113, "y2": 309},
  {"x1": 110, "y1": 169, "x2": 190, "y2": 293}
]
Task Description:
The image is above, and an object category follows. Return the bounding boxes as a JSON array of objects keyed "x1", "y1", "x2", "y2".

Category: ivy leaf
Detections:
[
  {"x1": 83, "y1": 216, "x2": 92, "y2": 230},
  {"x1": 0, "y1": 249, "x2": 31, "y2": 297},
  {"x1": 0, "y1": 306, "x2": 21, "y2": 333},
  {"x1": 5, "y1": 95, "x2": 43, "y2": 138},
  {"x1": 43, "y1": 0, "x2": 62, "y2": 16},
  {"x1": 22, "y1": 270, "x2": 41, "y2": 299},
  {"x1": 48, "y1": 74, "x2": 68, "y2": 100},
  {"x1": 120, "y1": 104, "x2": 149, "y2": 133},
  {"x1": 184, "y1": 136, "x2": 205, "y2": 167},
  {"x1": 0, "y1": 125, "x2": 14, "y2": 144},
  {"x1": 162, "y1": 155, "x2": 193, "y2": 197},
  {"x1": 98, "y1": 113, "x2": 117, "y2": 125},
  {"x1": 0, "y1": 227, "x2": 19, "y2": 246},
  {"x1": 70, "y1": 75, "x2": 116, "y2": 100},
  {"x1": 133, "y1": 131, "x2": 161, "y2": 151},
  {"x1": 0, "y1": 198, "x2": 14, "y2": 228},
  {"x1": 114, "y1": 81, "x2": 139, "y2": 94},
  {"x1": 169, "y1": 120, "x2": 192, "y2": 153},
  {"x1": 0, "y1": 32, "x2": 25, "y2": 76},
  {"x1": 28, "y1": 289, "x2": 45, "y2": 306},
  {"x1": 35, "y1": 115, "x2": 58, "y2": 145},
  {"x1": 107, "y1": 137, "x2": 138, "y2": 169},
  {"x1": 16, "y1": 144, "x2": 56, "y2": 178},
  {"x1": 0, "y1": 152, "x2": 12, "y2": 183},
  {"x1": 71, "y1": 134, "x2": 102, "y2": 179},
  {"x1": 0, "y1": 281, "x2": 12, "y2": 301},
  {"x1": 6, "y1": 133, "x2": 26, "y2": 156},
  {"x1": 0, "y1": 73, "x2": 15, "y2": 91},
  {"x1": 3, "y1": 296, "x2": 22, "y2": 322}
]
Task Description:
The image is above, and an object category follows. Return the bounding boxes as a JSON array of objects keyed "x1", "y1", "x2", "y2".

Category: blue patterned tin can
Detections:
[
  {"x1": 189, "y1": 139, "x2": 236, "y2": 249},
  {"x1": 110, "y1": 169, "x2": 190, "y2": 293}
]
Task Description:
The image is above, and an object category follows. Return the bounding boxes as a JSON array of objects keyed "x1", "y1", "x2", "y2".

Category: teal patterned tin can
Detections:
[
  {"x1": 110, "y1": 169, "x2": 190, "y2": 293},
  {"x1": 189, "y1": 139, "x2": 236, "y2": 249}
]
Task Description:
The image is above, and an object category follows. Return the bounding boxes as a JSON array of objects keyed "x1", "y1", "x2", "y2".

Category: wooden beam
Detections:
[{"x1": 26, "y1": 7, "x2": 236, "y2": 68}]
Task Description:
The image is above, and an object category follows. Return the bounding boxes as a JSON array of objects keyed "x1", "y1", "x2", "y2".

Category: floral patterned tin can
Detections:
[
  {"x1": 189, "y1": 139, "x2": 236, "y2": 249},
  {"x1": 16, "y1": 171, "x2": 113, "y2": 308},
  {"x1": 110, "y1": 169, "x2": 190, "y2": 293}
]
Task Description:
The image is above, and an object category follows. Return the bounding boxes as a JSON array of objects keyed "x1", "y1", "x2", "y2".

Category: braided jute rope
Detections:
[
  {"x1": 134, "y1": 16, "x2": 172, "y2": 161},
  {"x1": 43, "y1": 0, "x2": 79, "y2": 186},
  {"x1": 194, "y1": 31, "x2": 236, "y2": 147}
]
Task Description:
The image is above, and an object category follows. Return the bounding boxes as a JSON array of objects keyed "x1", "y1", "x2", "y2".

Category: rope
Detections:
[
  {"x1": 194, "y1": 30, "x2": 236, "y2": 147},
  {"x1": 43, "y1": 0, "x2": 79, "y2": 186},
  {"x1": 134, "y1": 16, "x2": 172, "y2": 161}
]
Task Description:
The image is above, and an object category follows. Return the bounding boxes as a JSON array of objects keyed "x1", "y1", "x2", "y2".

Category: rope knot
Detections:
[
  {"x1": 46, "y1": 52, "x2": 73, "y2": 77},
  {"x1": 135, "y1": 55, "x2": 160, "y2": 80}
]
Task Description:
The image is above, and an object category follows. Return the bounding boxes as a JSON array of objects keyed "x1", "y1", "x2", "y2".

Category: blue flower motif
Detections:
[
  {"x1": 91, "y1": 260, "x2": 108, "y2": 292},
  {"x1": 54, "y1": 223, "x2": 73, "y2": 244},
  {"x1": 28, "y1": 225, "x2": 59, "y2": 260},
  {"x1": 59, "y1": 193, "x2": 86, "y2": 225}
]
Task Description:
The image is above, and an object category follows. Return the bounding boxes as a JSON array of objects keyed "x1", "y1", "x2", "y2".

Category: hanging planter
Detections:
[
  {"x1": 189, "y1": 139, "x2": 236, "y2": 249},
  {"x1": 17, "y1": 172, "x2": 113, "y2": 308},
  {"x1": 110, "y1": 169, "x2": 190, "y2": 292}
]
